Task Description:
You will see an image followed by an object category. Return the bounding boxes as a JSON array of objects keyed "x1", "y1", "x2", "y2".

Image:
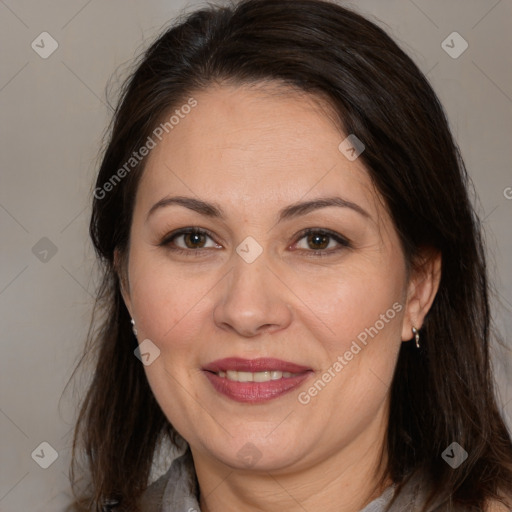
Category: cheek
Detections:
[
  {"x1": 291, "y1": 259, "x2": 405, "y2": 352},
  {"x1": 127, "y1": 257, "x2": 212, "y2": 433},
  {"x1": 291, "y1": 260, "x2": 406, "y2": 414},
  {"x1": 297, "y1": 279, "x2": 403, "y2": 430},
  {"x1": 128, "y1": 253, "x2": 213, "y2": 348}
]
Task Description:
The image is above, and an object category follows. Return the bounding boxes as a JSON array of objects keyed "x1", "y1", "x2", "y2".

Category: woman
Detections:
[{"x1": 68, "y1": 0, "x2": 512, "y2": 510}]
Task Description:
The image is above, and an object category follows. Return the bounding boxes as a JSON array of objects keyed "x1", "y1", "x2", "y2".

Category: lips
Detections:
[{"x1": 202, "y1": 358, "x2": 313, "y2": 403}]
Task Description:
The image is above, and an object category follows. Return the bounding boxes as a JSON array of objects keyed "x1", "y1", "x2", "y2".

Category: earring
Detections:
[
  {"x1": 412, "y1": 326, "x2": 420, "y2": 349},
  {"x1": 131, "y1": 318, "x2": 138, "y2": 337}
]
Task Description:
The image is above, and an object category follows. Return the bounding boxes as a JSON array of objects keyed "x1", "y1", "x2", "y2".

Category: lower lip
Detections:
[{"x1": 203, "y1": 371, "x2": 312, "y2": 403}]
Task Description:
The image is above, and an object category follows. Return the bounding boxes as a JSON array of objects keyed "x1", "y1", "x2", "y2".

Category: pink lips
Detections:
[{"x1": 202, "y1": 357, "x2": 312, "y2": 403}]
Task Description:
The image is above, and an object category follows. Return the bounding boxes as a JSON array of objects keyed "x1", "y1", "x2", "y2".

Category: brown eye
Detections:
[
  {"x1": 293, "y1": 228, "x2": 351, "y2": 256},
  {"x1": 306, "y1": 233, "x2": 330, "y2": 250},
  {"x1": 183, "y1": 231, "x2": 208, "y2": 249},
  {"x1": 160, "y1": 228, "x2": 221, "y2": 253}
]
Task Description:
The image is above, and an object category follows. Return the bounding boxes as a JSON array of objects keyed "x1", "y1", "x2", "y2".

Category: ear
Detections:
[
  {"x1": 114, "y1": 248, "x2": 133, "y2": 316},
  {"x1": 401, "y1": 247, "x2": 442, "y2": 341}
]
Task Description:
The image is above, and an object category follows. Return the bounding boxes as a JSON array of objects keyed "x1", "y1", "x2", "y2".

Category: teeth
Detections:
[
  {"x1": 254, "y1": 371, "x2": 271, "y2": 382},
  {"x1": 237, "y1": 371, "x2": 253, "y2": 382},
  {"x1": 216, "y1": 370, "x2": 299, "y2": 382}
]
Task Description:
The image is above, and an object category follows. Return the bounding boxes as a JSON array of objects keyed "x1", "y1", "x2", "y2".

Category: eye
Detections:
[
  {"x1": 292, "y1": 228, "x2": 351, "y2": 256},
  {"x1": 160, "y1": 227, "x2": 221, "y2": 255}
]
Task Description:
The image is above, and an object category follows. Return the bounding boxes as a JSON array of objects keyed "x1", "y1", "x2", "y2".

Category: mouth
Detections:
[{"x1": 202, "y1": 357, "x2": 313, "y2": 403}]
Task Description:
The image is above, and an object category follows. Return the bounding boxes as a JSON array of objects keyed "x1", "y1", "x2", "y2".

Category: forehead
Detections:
[{"x1": 136, "y1": 83, "x2": 381, "y2": 221}]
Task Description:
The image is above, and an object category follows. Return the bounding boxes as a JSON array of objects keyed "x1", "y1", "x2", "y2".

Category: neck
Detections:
[{"x1": 193, "y1": 406, "x2": 392, "y2": 512}]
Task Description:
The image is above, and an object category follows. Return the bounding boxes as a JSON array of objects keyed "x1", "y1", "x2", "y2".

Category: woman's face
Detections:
[{"x1": 121, "y1": 83, "x2": 416, "y2": 473}]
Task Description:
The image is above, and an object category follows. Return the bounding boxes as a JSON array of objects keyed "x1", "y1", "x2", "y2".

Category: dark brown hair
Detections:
[{"x1": 67, "y1": 0, "x2": 512, "y2": 510}]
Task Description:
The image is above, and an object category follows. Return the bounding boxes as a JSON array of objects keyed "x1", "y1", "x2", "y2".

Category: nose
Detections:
[{"x1": 212, "y1": 253, "x2": 293, "y2": 338}]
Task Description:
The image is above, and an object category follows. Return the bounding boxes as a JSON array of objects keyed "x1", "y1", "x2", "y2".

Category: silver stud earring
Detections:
[
  {"x1": 131, "y1": 318, "x2": 137, "y2": 337},
  {"x1": 412, "y1": 326, "x2": 420, "y2": 349}
]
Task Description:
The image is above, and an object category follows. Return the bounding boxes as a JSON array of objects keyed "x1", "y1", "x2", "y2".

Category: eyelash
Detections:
[{"x1": 159, "y1": 227, "x2": 351, "y2": 258}]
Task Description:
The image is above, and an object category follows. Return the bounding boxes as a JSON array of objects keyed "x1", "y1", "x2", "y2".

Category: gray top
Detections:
[{"x1": 137, "y1": 448, "x2": 443, "y2": 512}]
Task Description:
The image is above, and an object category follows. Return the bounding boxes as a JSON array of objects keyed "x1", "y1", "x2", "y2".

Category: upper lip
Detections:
[{"x1": 203, "y1": 357, "x2": 311, "y2": 373}]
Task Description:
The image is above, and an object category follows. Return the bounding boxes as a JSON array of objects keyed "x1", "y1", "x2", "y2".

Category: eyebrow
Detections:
[{"x1": 145, "y1": 195, "x2": 370, "y2": 223}]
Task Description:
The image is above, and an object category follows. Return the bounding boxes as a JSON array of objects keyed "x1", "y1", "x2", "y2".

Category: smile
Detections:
[{"x1": 202, "y1": 357, "x2": 313, "y2": 403}]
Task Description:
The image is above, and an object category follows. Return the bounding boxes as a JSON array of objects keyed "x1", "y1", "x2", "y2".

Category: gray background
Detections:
[{"x1": 1, "y1": 0, "x2": 511, "y2": 510}]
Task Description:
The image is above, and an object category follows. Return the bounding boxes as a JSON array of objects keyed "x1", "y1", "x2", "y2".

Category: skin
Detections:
[{"x1": 119, "y1": 82, "x2": 441, "y2": 512}]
